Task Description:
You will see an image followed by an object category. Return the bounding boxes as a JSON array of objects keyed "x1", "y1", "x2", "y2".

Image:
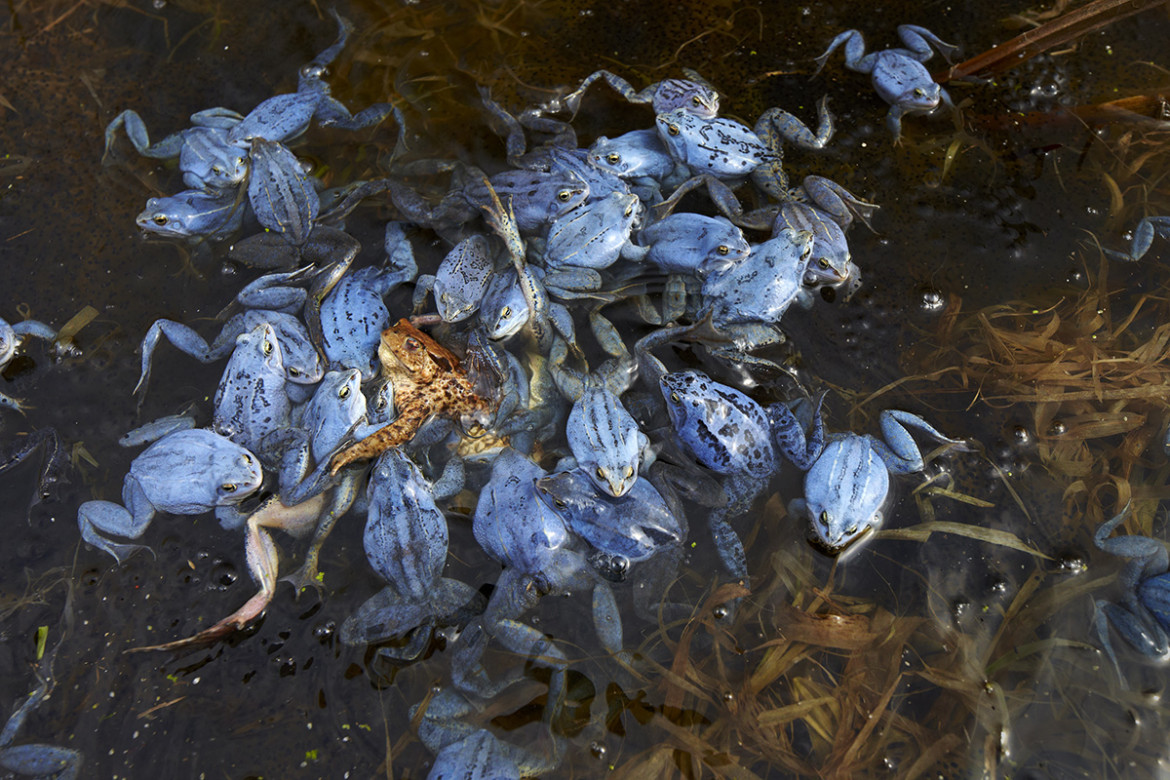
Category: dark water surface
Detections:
[{"x1": 2, "y1": 0, "x2": 1170, "y2": 777}]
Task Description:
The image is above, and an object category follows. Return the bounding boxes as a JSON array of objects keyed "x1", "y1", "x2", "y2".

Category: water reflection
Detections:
[{"x1": 1, "y1": 0, "x2": 1170, "y2": 777}]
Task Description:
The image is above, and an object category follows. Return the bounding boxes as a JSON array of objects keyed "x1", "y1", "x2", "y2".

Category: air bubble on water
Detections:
[{"x1": 920, "y1": 288, "x2": 945, "y2": 311}]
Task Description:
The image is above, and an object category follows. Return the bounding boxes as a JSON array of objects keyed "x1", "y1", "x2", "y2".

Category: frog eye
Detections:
[
  {"x1": 606, "y1": 153, "x2": 621, "y2": 165},
  {"x1": 500, "y1": 306, "x2": 512, "y2": 319},
  {"x1": 624, "y1": 466, "x2": 634, "y2": 479},
  {"x1": 596, "y1": 466, "x2": 606, "y2": 481},
  {"x1": 221, "y1": 483, "x2": 237, "y2": 493},
  {"x1": 845, "y1": 525, "x2": 858, "y2": 537},
  {"x1": 262, "y1": 338, "x2": 274, "y2": 356},
  {"x1": 818, "y1": 258, "x2": 830, "y2": 268},
  {"x1": 211, "y1": 165, "x2": 223, "y2": 175},
  {"x1": 556, "y1": 189, "x2": 573, "y2": 202},
  {"x1": 338, "y1": 384, "x2": 351, "y2": 399},
  {"x1": 404, "y1": 337, "x2": 422, "y2": 352},
  {"x1": 716, "y1": 245, "x2": 730, "y2": 256},
  {"x1": 666, "y1": 123, "x2": 680, "y2": 136},
  {"x1": 152, "y1": 215, "x2": 168, "y2": 226},
  {"x1": 914, "y1": 88, "x2": 925, "y2": 97},
  {"x1": 819, "y1": 510, "x2": 831, "y2": 528},
  {"x1": 553, "y1": 497, "x2": 566, "y2": 508},
  {"x1": 670, "y1": 391, "x2": 680, "y2": 403},
  {"x1": 691, "y1": 96, "x2": 702, "y2": 106},
  {"x1": 623, "y1": 203, "x2": 635, "y2": 218},
  {"x1": 242, "y1": 453, "x2": 253, "y2": 465},
  {"x1": 235, "y1": 157, "x2": 245, "y2": 167},
  {"x1": 287, "y1": 366, "x2": 301, "y2": 377}
]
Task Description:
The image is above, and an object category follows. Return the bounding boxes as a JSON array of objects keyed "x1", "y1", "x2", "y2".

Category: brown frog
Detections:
[{"x1": 329, "y1": 318, "x2": 492, "y2": 474}]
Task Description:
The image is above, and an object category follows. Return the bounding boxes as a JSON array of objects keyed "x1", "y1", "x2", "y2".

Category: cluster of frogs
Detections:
[
  {"x1": 51, "y1": 13, "x2": 1166, "y2": 777},
  {"x1": 79, "y1": 16, "x2": 991, "y2": 775}
]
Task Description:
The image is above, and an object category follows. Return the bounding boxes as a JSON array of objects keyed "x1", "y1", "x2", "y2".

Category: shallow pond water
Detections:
[{"x1": 2, "y1": 0, "x2": 1170, "y2": 777}]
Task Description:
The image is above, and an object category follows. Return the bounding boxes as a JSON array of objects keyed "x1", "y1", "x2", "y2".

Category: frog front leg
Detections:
[
  {"x1": 281, "y1": 468, "x2": 362, "y2": 596},
  {"x1": 411, "y1": 274, "x2": 437, "y2": 314}
]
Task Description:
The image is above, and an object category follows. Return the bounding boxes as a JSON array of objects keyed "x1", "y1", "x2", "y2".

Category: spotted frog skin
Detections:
[
  {"x1": 340, "y1": 450, "x2": 483, "y2": 658},
  {"x1": 563, "y1": 385, "x2": 652, "y2": 497},
  {"x1": 212, "y1": 323, "x2": 291, "y2": 456},
  {"x1": 328, "y1": 319, "x2": 492, "y2": 473},
  {"x1": 656, "y1": 109, "x2": 775, "y2": 179}
]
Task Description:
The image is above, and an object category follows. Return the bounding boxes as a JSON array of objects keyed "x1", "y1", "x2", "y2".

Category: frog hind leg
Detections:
[
  {"x1": 127, "y1": 495, "x2": 324, "y2": 652},
  {"x1": 281, "y1": 472, "x2": 361, "y2": 597},
  {"x1": 77, "y1": 497, "x2": 155, "y2": 565}
]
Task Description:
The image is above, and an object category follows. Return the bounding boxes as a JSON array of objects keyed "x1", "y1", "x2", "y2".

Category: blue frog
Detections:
[
  {"x1": 770, "y1": 397, "x2": 968, "y2": 554},
  {"x1": 814, "y1": 25, "x2": 959, "y2": 141},
  {"x1": 340, "y1": 450, "x2": 484, "y2": 661}
]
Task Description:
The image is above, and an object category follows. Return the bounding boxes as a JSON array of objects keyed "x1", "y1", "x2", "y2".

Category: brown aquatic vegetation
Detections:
[
  {"x1": 602, "y1": 495, "x2": 1066, "y2": 779},
  {"x1": 915, "y1": 251, "x2": 1170, "y2": 518},
  {"x1": 937, "y1": 0, "x2": 1170, "y2": 84}
]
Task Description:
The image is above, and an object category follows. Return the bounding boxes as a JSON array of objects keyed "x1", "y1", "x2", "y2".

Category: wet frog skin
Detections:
[
  {"x1": 770, "y1": 399, "x2": 968, "y2": 554},
  {"x1": 340, "y1": 449, "x2": 483, "y2": 659},
  {"x1": 212, "y1": 322, "x2": 292, "y2": 456},
  {"x1": 77, "y1": 428, "x2": 264, "y2": 563}
]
